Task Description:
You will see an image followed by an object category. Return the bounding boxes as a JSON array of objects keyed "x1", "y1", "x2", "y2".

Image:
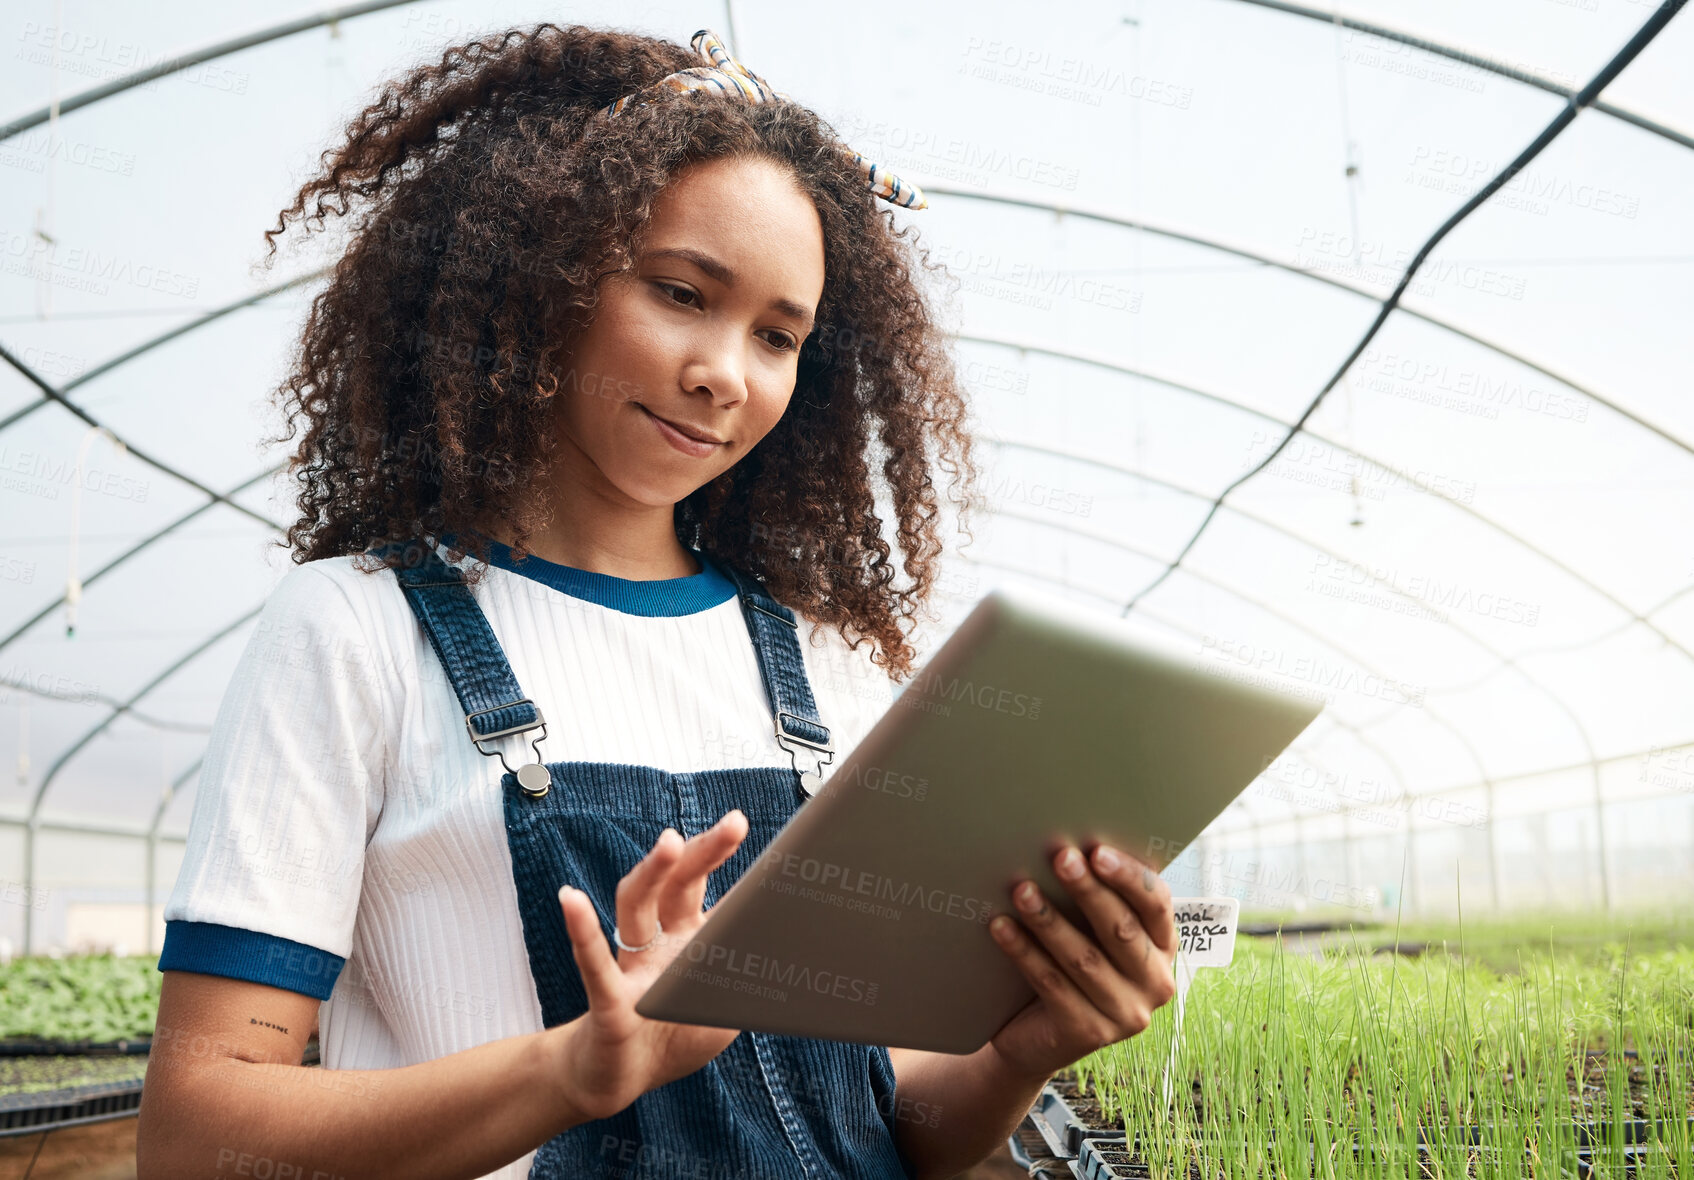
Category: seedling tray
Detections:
[
  {"x1": 0, "y1": 1035, "x2": 151, "y2": 1056},
  {"x1": 1070, "y1": 1130, "x2": 1680, "y2": 1178},
  {"x1": 1007, "y1": 1112, "x2": 1075, "y2": 1177},
  {"x1": 1028, "y1": 1077, "x2": 1127, "y2": 1159}
]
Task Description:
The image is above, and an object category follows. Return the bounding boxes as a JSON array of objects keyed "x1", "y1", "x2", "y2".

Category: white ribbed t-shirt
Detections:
[{"x1": 160, "y1": 543, "x2": 897, "y2": 1179}]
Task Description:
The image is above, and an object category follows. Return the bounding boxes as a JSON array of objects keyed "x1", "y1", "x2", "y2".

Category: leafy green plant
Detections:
[{"x1": 0, "y1": 954, "x2": 160, "y2": 1044}]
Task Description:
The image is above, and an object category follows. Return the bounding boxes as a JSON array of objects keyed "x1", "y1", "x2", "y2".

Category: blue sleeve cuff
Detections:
[{"x1": 158, "y1": 920, "x2": 346, "y2": 1001}]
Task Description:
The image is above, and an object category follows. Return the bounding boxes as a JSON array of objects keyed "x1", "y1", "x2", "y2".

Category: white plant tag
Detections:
[
  {"x1": 1162, "y1": 896, "x2": 1240, "y2": 1107},
  {"x1": 1173, "y1": 896, "x2": 1239, "y2": 975}
]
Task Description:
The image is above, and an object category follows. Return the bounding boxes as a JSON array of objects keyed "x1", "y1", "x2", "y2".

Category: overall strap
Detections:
[
  {"x1": 379, "y1": 542, "x2": 547, "y2": 774},
  {"x1": 717, "y1": 562, "x2": 835, "y2": 794}
]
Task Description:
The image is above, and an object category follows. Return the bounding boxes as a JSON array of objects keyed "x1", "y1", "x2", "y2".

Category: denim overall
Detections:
[{"x1": 390, "y1": 544, "x2": 911, "y2": 1180}]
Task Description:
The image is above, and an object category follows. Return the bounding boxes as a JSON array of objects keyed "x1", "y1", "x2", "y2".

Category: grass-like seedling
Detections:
[{"x1": 1070, "y1": 916, "x2": 1694, "y2": 1178}]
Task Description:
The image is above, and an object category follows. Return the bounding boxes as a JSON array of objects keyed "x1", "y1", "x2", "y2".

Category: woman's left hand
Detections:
[{"x1": 987, "y1": 842, "x2": 1178, "y2": 1081}]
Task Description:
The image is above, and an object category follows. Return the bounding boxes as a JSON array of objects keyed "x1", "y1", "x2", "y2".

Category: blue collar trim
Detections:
[{"x1": 477, "y1": 538, "x2": 737, "y2": 617}]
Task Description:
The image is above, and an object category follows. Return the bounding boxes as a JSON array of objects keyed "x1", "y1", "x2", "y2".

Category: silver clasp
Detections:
[
  {"x1": 465, "y1": 699, "x2": 550, "y2": 796},
  {"x1": 775, "y1": 709, "x2": 834, "y2": 797}
]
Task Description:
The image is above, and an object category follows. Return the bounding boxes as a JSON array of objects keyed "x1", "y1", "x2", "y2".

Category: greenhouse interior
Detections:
[{"x1": 0, "y1": 0, "x2": 1690, "y2": 1176}]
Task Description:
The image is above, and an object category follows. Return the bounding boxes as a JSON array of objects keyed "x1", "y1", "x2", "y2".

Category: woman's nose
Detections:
[{"x1": 684, "y1": 330, "x2": 749, "y2": 405}]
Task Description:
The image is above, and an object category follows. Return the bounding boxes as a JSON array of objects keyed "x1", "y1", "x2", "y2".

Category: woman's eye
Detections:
[
  {"x1": 653, "y1": 281, "x2": 792, "y2": 351},
  {"x1": 656, "y1": 282, "x2": 698, "y2": 307}
]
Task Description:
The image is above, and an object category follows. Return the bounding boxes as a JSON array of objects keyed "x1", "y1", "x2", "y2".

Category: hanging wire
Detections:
[
  {"x1": 1117, "y1": 0, "x2": 1689, "y2": 619},
  {"x1": 1330, "y1": 6, "x2": 1367, "y2": 528},
  {"x1": 32, "y1": 0, "x2": 64, "y2": 322}
]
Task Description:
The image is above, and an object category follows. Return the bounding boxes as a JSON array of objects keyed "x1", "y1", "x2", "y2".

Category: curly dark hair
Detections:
[{"x1": 259, "y1": 23, "x2": 978, "y2": 680}]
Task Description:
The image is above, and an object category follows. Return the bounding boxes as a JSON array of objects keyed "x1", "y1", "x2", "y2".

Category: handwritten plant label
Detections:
[
  {"x1": 1162, "y1": 896, "x2": 1239, "y2": 1108},
  {"x1": 1172, "y1": 896, "x2": 1239, "y2": 971}
]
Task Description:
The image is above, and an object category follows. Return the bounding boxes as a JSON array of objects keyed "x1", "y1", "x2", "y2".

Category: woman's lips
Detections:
[{"x1": 639, "y1": 404, "x2": 724, "y2": 458}]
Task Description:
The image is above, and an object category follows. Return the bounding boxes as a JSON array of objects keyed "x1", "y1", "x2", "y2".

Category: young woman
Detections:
[{"x1": 136, "y1": 25, "x2": 1178, "y2": 1180}]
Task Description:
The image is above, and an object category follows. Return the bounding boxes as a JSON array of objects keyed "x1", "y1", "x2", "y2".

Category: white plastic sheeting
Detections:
[{"x1": 1, "y1": 0, "x2": 1690, "y2": 952}]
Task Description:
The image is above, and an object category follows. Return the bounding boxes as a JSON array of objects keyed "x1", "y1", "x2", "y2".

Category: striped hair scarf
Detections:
[{"x1": 600, "y1": 29, "x2": 928, "y2": 211}]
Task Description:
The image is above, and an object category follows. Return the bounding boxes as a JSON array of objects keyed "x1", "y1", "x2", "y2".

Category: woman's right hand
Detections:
[{"x1": 548, "y1": 809, "x2": 750, "y2": 1122}]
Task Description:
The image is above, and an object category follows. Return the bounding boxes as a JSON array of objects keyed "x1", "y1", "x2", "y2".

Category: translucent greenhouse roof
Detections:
[{"x1": 2, "y1": 0, "x2": 1691, "y2": 949}]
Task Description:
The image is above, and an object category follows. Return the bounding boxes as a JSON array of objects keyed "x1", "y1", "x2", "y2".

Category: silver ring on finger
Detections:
[{"x1": 613, "y1": 919, "x2": 663, "y2": 954}]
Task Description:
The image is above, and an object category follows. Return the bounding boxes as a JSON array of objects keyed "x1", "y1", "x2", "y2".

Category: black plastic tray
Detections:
[
  {"x1": 1026, "y1": 1081, "x2": 1127, "y2": 1159},
  {"x1": 0, "y1": 1036, "x2": 151, "y2": 1057},
  {"x1": 1007, "y1": 1112, "x2": 1076, "y2": 1177},
  {"x1": 0, "y1": 1076, "x2": 145, "y2": 1137},
  {"x1": 1071, "y1": 1126, "x2": 1694, "y2": 1179}
]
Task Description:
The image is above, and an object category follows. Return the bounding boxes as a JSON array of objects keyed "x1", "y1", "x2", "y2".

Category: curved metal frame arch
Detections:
[
  {"x1": 21, "y1": 607, "x2": 260, "y2": 951},
  {"x1": 963, "y1": 331, "x2": 1653, "y2": 907},
  {"x1": 144, "y1": 756, "x2": 203, "y2": 954},
  {"x1": 953, "y1": 333, "x2": 1694, "y2": 667},
  {"x1": 1226, "y1": 0, "x2": 1694, "y2": 152},
  {"x1": 0, "y1": 0, "x2": 426, "y2": 143},
  {"x1": 979, "y1": 437, "x2": 1616, "y2": 905},
  {"x1": 987, "y1": 432, "x2": 1627, "y2": 743},
  {"x1": 30, "y1": 609, "x2": 259, "y2": 812},
  {"x1": 0, "y1": 269, "x2": 327, "y2": 435},
  {"x1": 952, "y1": 553, "x2": 1434, "y2": 908},
  {"x1": 925, "y1": 191, "x2": 1692, "y2": 459},
  {"x1": 949, "y1": 551, "x2": 1415, "y2": 794},
  {"x1": 974, "y1": 503, "x2": 1510, "y2": 907},
  {"x1": 1109, "y1": 2, "x2": 1687, "y2": 616},
  {"x1": 3, "y1": 0, "x2": 1684, "y2": 941},
  {"x1": 0, "y1": 465, "x2": 283, "y2": 656}
]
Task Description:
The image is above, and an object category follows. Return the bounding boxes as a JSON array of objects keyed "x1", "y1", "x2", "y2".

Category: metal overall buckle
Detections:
[
  {"x1": 465, "y1": 699, "x2": 552, "y2": 798},
  {"x1": 774, "y1": 710, "x2": 834, "y2": 798}
]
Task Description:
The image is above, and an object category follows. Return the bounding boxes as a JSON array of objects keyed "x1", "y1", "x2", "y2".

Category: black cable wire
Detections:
[
  {"x1": 1121, "y1": 0, "x2": 1689, "y2": 618},
  {"x1": 0, "y1": 268, "x2": 327, "y2": 436},
  {"x1": 0, "y1": 340, "x2": 283, "y2": 531}
]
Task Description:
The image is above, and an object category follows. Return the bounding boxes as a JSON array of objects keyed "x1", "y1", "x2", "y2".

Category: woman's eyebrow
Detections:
[{"x1": 644, "y1": 246, "x2": 815, "y2": 330}]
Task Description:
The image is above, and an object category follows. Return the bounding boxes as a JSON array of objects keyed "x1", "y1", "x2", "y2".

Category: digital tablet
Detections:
[{"x1": 635, "y1": 583, "x2": 1324, "y2": 1053}]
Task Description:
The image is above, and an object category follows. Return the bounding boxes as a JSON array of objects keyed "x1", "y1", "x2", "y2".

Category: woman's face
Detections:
[{"x1": 550, "y1": 153, "x2": 827, "y2": 508}]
